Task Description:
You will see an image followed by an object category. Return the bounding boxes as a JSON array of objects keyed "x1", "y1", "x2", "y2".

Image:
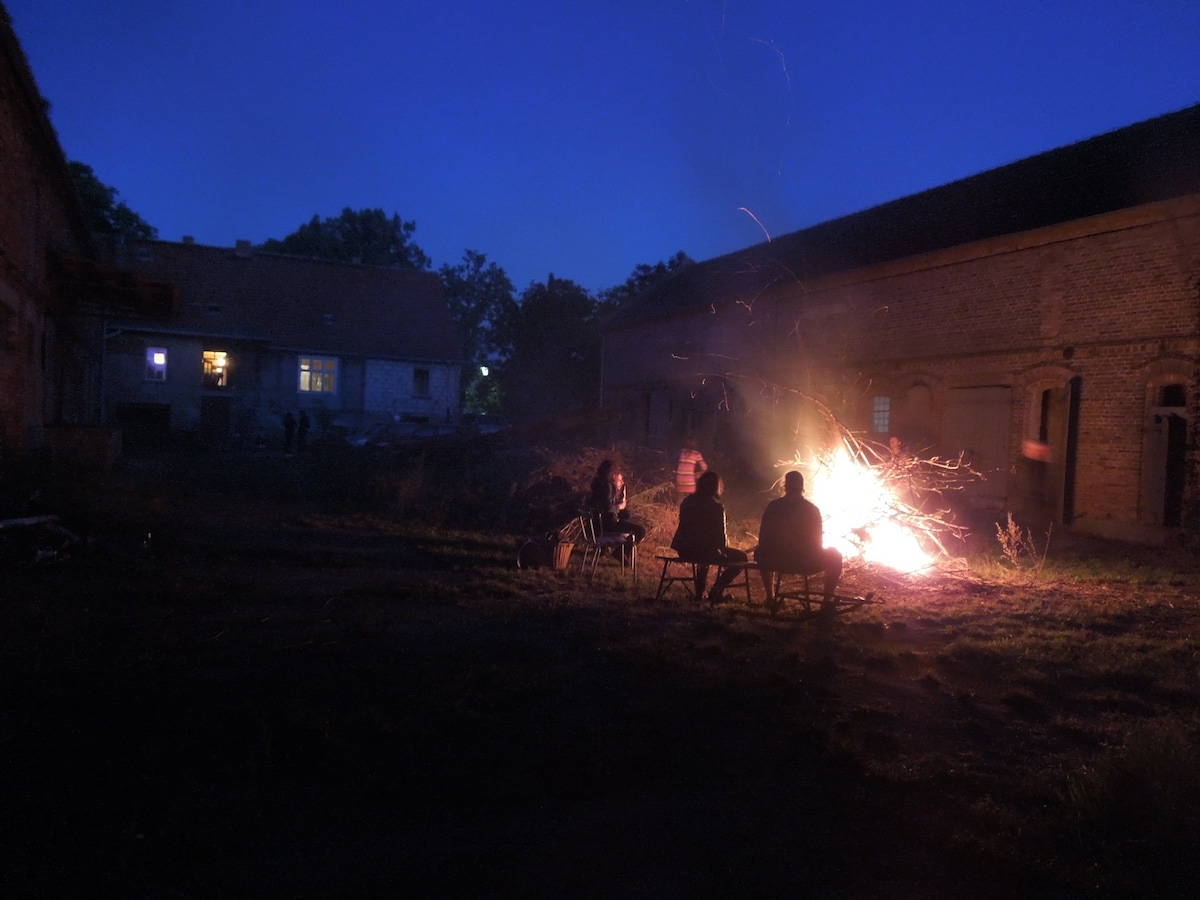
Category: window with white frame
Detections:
[
  {"x1": 202, "y1": 350, "x2": 229, "y2": 388},
  {"x1": 871, "y1": 396, "x2": 891, "y2": 434},
  {"x1": 145, "y1": 347, "x2": 167, "y2": 381},
  {"x1": 299, "y1": 356, "x2": 337, "y2": 393},
  {"x1": 413, "y1": 368, "x2": 430, "y2": 397}
]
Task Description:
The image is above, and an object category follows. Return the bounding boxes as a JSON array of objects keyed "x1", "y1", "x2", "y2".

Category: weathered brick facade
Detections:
[
  {"x1": 0, "y1": 8, "x2": 95, "y2": 457},
  {"x1": 603, "y1": 106, "x2": 1200, "y2": 543}
]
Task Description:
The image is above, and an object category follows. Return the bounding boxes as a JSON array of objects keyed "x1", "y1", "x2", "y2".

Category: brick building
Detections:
[
  {"x1": 2, "y1": 5, "x2": 461, "y2": 460},
  {"x1": 100, "y1": 238, "x2": 462, "y2": 448},
  {"x1": 602, "y1": 104, "x2": 1200, "y2": 543},
  {"x1": 0, "y1": 6, "x2": 96, "y2": 456}
]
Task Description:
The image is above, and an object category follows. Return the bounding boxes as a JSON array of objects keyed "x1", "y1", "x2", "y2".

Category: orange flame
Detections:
[{"x1": 806, "y1": 447, "x2": 935, "y2": 575}]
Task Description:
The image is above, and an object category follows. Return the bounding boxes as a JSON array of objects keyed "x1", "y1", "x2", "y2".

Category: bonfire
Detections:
[{"x1": 783, "y1": 424, "x2": 981, "y2": 576}]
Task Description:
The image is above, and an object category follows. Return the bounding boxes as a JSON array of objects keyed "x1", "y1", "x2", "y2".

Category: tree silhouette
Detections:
[
  {"x1": 259, "y1": 208, "x2": 430, "y2": 269},
  {"x1": 597, "y1": 250, "x2": 693, "y2": 312},
  {"x1": 439, "y1": 249, "x2": 517, "y2": 412},
  {"x1": 68, "y1": 161, "x2": 157, "y2": 240},
  {"x1": 499, "y1": 275, "x2": 599, "y2": 421}
]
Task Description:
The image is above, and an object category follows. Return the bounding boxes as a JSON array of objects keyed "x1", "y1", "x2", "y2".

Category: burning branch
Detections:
[{"x1": 776, "y1": 402, "x2": 984, "y2": 574}]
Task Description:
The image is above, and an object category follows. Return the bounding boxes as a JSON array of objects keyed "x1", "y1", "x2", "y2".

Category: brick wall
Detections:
[
  {"x1": 0, "y1": 24, "x2": 92, "y2": 455},
  {"x1": 603, "y1": 198, "x2": 1200, "y2": 541}
]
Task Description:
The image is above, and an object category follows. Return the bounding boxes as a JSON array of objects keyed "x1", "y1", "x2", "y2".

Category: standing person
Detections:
[
  {"x1": 589, "y1": 460, "x2": 646, "y2": 544},
  {"x1": 755, "y1": 471, "x2": 843, "y2": 612},
  {"x1": 670, "y1": 470, "x2": 748, "y2": 603},
  {"x1": 297, "y1": 411, "x2": 311, "y2": 452},
  {"x1": 283, "y1": 412, "x2": 297, "y2": 455},
  {"x1": 673, "y1": 435, "x2": 708, "y2": 502}
]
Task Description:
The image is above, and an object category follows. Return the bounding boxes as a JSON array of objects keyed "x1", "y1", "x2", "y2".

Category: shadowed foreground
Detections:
[{"x1": 4, "y1": 458, "x2": 1200, "y2": 897}]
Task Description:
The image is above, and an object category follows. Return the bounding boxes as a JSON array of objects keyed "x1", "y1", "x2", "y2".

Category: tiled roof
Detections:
[
  {"x1": 609, "y1": 102, "x2": 1200, "y2": 327},
  {"x1": 114, "y1": 240, "x2": 463, "y2": 363}
]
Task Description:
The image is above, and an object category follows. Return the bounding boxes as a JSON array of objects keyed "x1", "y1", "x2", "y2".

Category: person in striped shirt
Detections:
[{"x1": 673, "y1": 435, "x2": 708, "y2": 503}]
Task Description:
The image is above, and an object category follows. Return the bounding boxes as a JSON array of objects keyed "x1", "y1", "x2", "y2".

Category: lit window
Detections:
[
  {"x1": 202, "y1": 350, "x2": 229, "y2": 388},
  {"x1": 299, "y1": 356, "x2": 337, "y2": 393},
  {"x1": 413, "y1": 368, "x2": 430, "y2": 397},
  {"x1": 146, "y1": 347, "x2": 167, "y2": 381},
  {"x1": 871, "y1": 396, "x2": 891, "y2": 433}
]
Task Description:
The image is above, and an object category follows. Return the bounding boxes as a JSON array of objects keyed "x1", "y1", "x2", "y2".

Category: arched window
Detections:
[{"x1": 1161, "y1": 383, "x2": 1186, "y2": 407}]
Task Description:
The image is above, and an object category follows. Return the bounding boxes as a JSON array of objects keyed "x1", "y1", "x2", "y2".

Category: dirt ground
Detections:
[{"x1": 4, "y1": 452, "x2": 1200, "y2": 898}]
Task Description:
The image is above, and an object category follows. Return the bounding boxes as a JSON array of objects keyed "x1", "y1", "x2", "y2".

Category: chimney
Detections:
[
  {"x1": 235, "y1": 239, "x2": 253, "y2": 257},
  {"x1": 182, "y1": 235, "x2": 194, "y2": 244}
]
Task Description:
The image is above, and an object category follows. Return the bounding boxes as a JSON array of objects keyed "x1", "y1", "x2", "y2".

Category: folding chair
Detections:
[
  {"x1": 577, "y1": 514, "x2": 638, "y2": 583},
  {"x1": 771, "y1": 569, "x2": 880, "y2": 616}
]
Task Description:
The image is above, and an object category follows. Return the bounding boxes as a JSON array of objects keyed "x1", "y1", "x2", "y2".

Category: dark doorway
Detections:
[
  {"x1": 1160, "y1": 384, "x2": 1188, "y2": 527},
  {"x1": 1144, "y1": 383, "x2": 1188, "y2": 528},
  {"x1": 114, "y1": 403, "x2": 170, "y2": 450},
  {"x1": 200, "y1": 396, "x2": 232, "y2": 448},
  {"x1": 1062, "y1": 377, "x2": 1081, "y2": 524},
  {"x1": 1025, "y1": 378, "x2": 1080, "y2": 525}
]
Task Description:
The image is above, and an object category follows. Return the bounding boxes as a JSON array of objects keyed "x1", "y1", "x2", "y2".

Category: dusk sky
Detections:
[{"x1": 9, "y1": 1, "x2": 1200, "y2": 294}]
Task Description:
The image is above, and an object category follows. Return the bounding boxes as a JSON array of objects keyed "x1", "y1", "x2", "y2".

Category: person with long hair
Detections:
[
  {"x1": 669, "y1": 470, "x2": 747, "y2": 602},
  {"x1": 589, "y1": 459, "x2": 646, "y2": 544}
]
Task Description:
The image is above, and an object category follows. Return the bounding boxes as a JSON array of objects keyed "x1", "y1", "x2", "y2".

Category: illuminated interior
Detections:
[
  {"x1": 145, "y1": 347, "x2": 167, "y2": 381},
  {"x1": 202, "y1": 350, "x2": 228, "y2": 388}
]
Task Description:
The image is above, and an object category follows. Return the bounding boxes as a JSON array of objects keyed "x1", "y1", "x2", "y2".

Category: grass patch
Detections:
[{"x1": 6, "y1": 447, "x2": 1200, "y2": 896}]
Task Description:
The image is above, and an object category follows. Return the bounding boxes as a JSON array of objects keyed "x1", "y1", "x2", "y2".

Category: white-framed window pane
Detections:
[
  {"x1": 145, "y1": 347, "x2": 167, "y2": 381},
  {"x1": 299, "y1": 356, "x2": 337, "y2": 394},
  {"x1": 871, "y1": 396, "x2": 891, "y2": 433}
]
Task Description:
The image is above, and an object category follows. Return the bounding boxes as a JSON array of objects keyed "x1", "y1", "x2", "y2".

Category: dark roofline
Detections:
[
  {"x1": 110, "y1": 235, "x2": 443, "y2": 279},
  {"x1": 610, "y1": 102, "x2": 1200, "y2": 328},
  {"x1": 0, "y1": 3, "x2": 95, "y2": 254},
  {"x1": 105, "y1": 237, "x2": 463, "y2": 364}
]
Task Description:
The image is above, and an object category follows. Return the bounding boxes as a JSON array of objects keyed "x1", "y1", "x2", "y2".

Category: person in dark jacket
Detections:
[
  {"x1": 283, "y1": 412, "x2": 297, "y2": 455},
  {"x1": 297, "y1": 411, "x2": 311, "y2": 451},
  {"x1": 755, "y1": 471, "x2": 842, "y2": 611},
  {"x1": 670, "y1": 470, "x2": 748, "y2": 602}
]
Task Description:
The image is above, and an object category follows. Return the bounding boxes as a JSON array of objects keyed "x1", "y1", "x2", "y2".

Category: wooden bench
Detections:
[
  {"x1": 654, "y1": 555, "x2": 756, "y2": 604},
  {"x1": 767, "y1": 569, "x2": 879, "y2": 615},
  {"x1": 768, "y1": 569, "x2": 822, "y2": 612}
]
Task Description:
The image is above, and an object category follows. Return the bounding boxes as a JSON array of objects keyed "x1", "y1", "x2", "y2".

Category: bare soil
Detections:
[{"x1": 3, "y1": 451, "x2": 1200, "y2": 898}]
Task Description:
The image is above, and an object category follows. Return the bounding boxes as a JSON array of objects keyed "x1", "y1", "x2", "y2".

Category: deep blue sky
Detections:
[{"x1": 9, "y1": 1, "x2": 1200, "y2": 294}]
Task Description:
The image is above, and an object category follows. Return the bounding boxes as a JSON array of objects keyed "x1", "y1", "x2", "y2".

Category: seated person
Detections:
[
  {"x1": 755, "y1": 471, "x2": 843, "y2": 609},
  {"x1": 670, "y1": 470, "x2": 748, "y2": 602},
  {"x1": 589, "y1": 459, "x2": 646, "y2": 544}
]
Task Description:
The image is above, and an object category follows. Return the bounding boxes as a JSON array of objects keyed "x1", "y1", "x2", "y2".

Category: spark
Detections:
[
  {"x1": 749, "y1": 37, "x2": 793, "y2": 130},
  {"x1": 738, "y1": 207, "x2": 772, "y2": 242}
]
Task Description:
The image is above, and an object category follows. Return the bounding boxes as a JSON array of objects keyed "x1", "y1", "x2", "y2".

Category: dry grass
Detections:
[{"x1": 3, "y1": 443, "x2": 1200, "y2": 897}]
